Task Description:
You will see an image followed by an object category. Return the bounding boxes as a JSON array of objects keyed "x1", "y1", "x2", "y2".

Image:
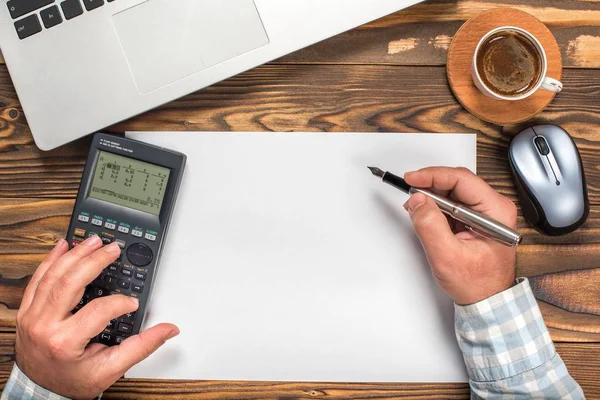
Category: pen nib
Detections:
[{"x1": 367, "y1": 166, "x2": 385, "y2": 178}]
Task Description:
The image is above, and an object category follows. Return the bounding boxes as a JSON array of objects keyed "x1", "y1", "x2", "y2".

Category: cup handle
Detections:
[{"x1": 540, "y1": 77, "x2": 563, "y2": 93}]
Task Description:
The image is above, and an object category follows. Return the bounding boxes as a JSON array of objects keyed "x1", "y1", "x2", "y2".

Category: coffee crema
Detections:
[{"x1": 476, "y1": 30, "x2": 543, "y2": 97}]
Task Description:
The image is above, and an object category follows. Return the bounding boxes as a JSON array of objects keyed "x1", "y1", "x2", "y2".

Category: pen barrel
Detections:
[{"x1": 409, "y1": 188, "x2": 522, "y2": 247}]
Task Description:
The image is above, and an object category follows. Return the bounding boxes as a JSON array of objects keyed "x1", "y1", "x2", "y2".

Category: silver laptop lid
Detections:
[{"x1": 0, "y1": 0, "x2": 421, "y2": 150}]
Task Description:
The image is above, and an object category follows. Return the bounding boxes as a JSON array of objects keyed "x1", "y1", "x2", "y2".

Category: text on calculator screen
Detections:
[{"x1": 88, "y1": 151, "x2": 171, "y2": 216}]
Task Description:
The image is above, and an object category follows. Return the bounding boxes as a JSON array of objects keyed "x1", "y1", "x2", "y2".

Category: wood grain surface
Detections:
[
  {"x1": 447, "y1": 8, "x2": 562, "y2": 124},
  {"x1": 1, "y1": 0, "x2": 600, "y2": 398}
]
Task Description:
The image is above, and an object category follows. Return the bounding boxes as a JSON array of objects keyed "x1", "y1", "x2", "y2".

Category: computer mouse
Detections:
[{"x1": 508, "y1": 125, "x2": 589, "y2": 236}]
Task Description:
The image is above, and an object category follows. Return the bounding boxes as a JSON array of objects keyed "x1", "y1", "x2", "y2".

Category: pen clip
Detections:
[{"x1": 464, "y1": 225, "x2": 519, "y2": 247}]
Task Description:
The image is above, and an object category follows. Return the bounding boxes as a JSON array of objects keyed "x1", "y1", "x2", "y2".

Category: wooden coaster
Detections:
[{"x1": 447, "y1": 8, "x2": 562, "y2": 125}]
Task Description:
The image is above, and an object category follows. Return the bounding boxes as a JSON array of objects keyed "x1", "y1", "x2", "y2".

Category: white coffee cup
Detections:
[{"x1": 472, "y1": 26, "x2": 562, "y2": 101}]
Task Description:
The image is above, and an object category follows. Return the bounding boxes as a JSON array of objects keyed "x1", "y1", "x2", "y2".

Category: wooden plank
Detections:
[
  {"x1": 282, "y1": 6, "x2": 600, "y2": 68},
  {"x1": 4, "y1": 64, "x2": 599, "y2": 199},
  {"x1": 0, "y1": 343, "x2": 598, "y2": 398},
  {"x1": 1, "y1": 1, "x2": 600, "y2": 69}
]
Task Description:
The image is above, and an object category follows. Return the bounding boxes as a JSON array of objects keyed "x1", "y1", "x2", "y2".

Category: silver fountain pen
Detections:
[{"x1": 368, "y1": 167, "x2": 522, "y2": 247}]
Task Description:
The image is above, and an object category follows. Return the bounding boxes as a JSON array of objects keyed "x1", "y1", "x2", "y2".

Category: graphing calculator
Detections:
[{"x1": 68, "y1": 133, "x2": 186, "y2": 346}]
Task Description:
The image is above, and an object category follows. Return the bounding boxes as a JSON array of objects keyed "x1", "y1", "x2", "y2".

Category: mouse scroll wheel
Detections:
[{"x1": 534, "y1": 137, "x2": 550, "y2": 155}]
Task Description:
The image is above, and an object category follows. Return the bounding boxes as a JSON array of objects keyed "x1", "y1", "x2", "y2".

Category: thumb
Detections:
[
  {"x1": 405, "y1": 192, "x2": 461, "y2": 266},
  {"x1": 107, "y1": 323, "x2": 180, "y2": 376}
]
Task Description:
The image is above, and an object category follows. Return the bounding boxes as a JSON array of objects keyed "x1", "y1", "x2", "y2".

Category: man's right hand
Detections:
[
  {"x1": 15, "y1": 235, "x2": 179, "y2": 399},
  {"x1": 403, "y1": 167, "x2": 518, "y2": 305}
]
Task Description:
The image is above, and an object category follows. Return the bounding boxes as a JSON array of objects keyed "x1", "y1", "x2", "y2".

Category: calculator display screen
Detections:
[{"x1": 88, "y1": 151, "x2": 171, "y2": 216}]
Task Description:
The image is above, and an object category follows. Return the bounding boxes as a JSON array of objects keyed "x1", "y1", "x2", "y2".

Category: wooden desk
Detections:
[{"x1": 1, "y1": 0, "x2": 599, "y2": 398}]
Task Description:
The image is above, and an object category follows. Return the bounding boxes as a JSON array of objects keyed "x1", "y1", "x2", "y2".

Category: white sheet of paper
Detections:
[{"x1": 125, "y1": 132, "x2": 475, "y2": 382}]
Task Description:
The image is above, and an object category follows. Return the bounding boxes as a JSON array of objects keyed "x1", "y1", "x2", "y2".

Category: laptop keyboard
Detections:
[{"x1": 8, "y1": 0, "x2": 115, "y2": 40}]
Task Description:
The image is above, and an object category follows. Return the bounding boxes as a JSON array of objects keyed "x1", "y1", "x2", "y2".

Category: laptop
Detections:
[{"x1": 0, "y1": 0, "x2": 421, "y2": 150}]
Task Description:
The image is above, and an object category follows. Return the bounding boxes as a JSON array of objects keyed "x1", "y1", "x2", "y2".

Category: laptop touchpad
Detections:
[{"x1": 113, "y1": 0, "x2": 269, "y2": 93}]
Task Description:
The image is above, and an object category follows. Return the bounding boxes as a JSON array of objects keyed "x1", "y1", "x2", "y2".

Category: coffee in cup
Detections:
[{"x1": 472, "y1": 26, "x2": 562, "y2": 100}]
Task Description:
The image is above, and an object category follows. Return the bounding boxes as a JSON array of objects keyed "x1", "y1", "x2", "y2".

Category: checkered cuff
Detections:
[
  {"x1": 454, "y1": 278, "x2": 555, "y2": 382},
  {"x1": 1, "y1": 364, "x2": 70, "y2": 400}
]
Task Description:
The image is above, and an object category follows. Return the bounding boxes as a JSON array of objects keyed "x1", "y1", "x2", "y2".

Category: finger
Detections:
[
  {"x1": 30, "y1": 239, "x2": 118, "y2": 318},
  {"x1": 103, "y1": 323, "x2": 180, "y2": 377},
  {"x1": 85, "y1": 342, "x2": 108, "y2": 357},
  {"x1": 404, "y1": 167, "x2": 517, "y2": 227},
  {"x1": 404, "y1": 193, "x2": 462, "y2": 269},
  {"x1": 68, "y1": 295, "x2": 139, "y2": 346},
  {"x1": 30, "y1": 235, "x2": 103, "y2": 302},
  {"x1": 46, "y1": 235, "x2": 104, "y2": 280},
  {"x1": 20, "y1": 239, "x2": 69, "y2": 312},
  {"x1": 53, "y1": 242, "x2": 121, "y2": 316},
  {"x1": 404, "y1": 167, "x2": 498, "y2": 208}
]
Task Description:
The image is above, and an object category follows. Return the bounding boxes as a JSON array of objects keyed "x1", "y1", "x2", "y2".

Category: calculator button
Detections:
[
  {"x1": 132, "y1": 284, "x2": 143, "y2": 293},
  {"x1": 101, "y1": 235, "x2": 113, "y2": 245},
  {"x1": 107, "y1": 319, "x2": 117, "y2": 329},
  {"x1": 115, "y1": 336, "x2": 126, "y2": 344},
  {"x1": 92, "y1": 275, "x2": 104, "y2": 287},
  {"x1": 74, "y1": 228, "x2": 86, "y2": 237},
  {"x1": 105, "y1": 268, "x2": 118, "y2": 278},
  {"x1": 93, "y1": 287, "x2": 107, "y2": 297},
  {"x1": 120, "y1": 312, "x2": 135, "y2": 323},
  {"x1": 121, "y1": 268, "x2": 132, "y2": 277},
  {"x1": 144, "y1": 233, "x2": 157, "y2": 241},
  {"x1": 118, "y1": 225, "x2": 130, "y2": 234},
  {"x1": 115, "y1": 239, "x2": 126, "y2": 249},
  {"x1": 131, "y1": 229, "x2": 143, "y2": 238},
  {"x1": 126, "y1": 243, "x2": 153, "y2": 267},
  {"x1": 99, "y1": 333, "x2": 112, "y2": 344},
  {"x1": 73, "y1": 294, "x2": 87, "y2": 312},
  {"x1": 118, "y1": 279, "x2": 130, "y2": 289},
  {"x1": 104, "y1": 222, "x2": 116, "y2": 230},
  {"x1": 91, "y1": 219, "x2": 103, "y2": 226},
  {"x1": 103, "y1": 275, "x2": 117, "y2": 289},
  {"x1": 117, "y1": 322, "x2": 133, "y2": 334},
  {"x1": 134, "y1": 271, "x2": 146, "y2": 281},
  {"x1": 87, "y1": 232, "x2": 98, "y2": 238},
  {"x1": 78, "y1": 214, "x2": 89, "y2": 223}
]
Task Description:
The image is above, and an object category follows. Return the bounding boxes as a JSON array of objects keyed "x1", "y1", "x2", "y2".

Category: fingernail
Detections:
[
  {"x1": 103, "y1": 242, "x2": 120, "y2": 254},
  {"x1": 84, "y1": 235, "x2": 101, "y2": 247},
  {"x1": 402, "y1": 200, "x2": 410, "y2": 211},
  {"x1": 167, "y1": 328, "x2": 180, "y2": 340},
  {"x1": 55, "y1": 238, "x2": 67, "y2": 249},
  {"x1": 405, "y1": 193, "x2": 427, "y2": 214},
  {"x1": 404, "y1": 171, "x2": 416, "y2": 179},
  {"x1": 130, "y1": 297, "x2": 139, "y2": 308}
]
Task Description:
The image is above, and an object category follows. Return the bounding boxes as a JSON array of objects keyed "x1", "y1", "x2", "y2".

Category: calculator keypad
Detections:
[{"x1": 71, "y1": 210, "x2": 158, "y2": 346}]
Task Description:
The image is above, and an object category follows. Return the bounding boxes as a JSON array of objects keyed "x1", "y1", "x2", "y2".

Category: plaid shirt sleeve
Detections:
[
  {"x1": 455, "y1": 277, "x2": 585, "y2": 399},
  {"x1": 1, "y1": 364, "x2": 70, "y2": 400}
]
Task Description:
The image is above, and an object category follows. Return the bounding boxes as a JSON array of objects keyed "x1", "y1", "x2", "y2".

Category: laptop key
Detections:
[
  {"x1": 7, "y1": 0, "x2": 54, "y2": 20},
  {"x1": 40, "y1": 5, "x2": 63, "y2": 29},
  {"x1": 60, "y1": 0, "x2": 83, "y2": 20},
  {"x1": 14, "y1": 15, "x2": 42, "y2": 40},
  {"x1": 82, "y1": 0, "x2": 104, "y2": 11}
]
